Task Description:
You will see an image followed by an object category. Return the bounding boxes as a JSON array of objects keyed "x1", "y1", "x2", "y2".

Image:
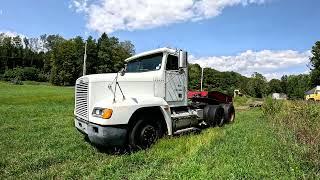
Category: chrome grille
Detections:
[{"x1": 75, "y1": 80, "x2": 89, "y2": 119}]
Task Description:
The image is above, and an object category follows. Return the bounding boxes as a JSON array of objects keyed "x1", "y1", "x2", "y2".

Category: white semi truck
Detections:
[{"x1": 74, "y1": 48, "x2": 235, "y2": 149}]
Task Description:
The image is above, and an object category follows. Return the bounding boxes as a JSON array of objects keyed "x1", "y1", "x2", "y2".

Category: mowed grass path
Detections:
[{"x1": 0, "y1": 82, "x2": 309, "y2": 179}]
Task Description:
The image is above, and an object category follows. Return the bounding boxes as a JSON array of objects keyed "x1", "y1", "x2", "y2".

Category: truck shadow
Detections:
[
  {"x1": 84, "y1": 128, "x2": 204, "y2": 155},
  {"x1": 83, "y1": 136, "x2": 133, "y2": 155}
]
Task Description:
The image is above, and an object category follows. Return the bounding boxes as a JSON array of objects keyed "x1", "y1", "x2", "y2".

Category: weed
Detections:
[{"x1": 263, "y1": 98, "x2": 320, "y2": 175}]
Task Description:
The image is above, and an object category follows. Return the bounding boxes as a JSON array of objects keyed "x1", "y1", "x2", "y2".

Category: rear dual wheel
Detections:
[
  {"x1": 204, "y1": 103, "x2": 235, "y2": 127},
  {"x1": 223, "y1": 104, "x2": 235, "y2": 123},
  {"x1": 204, "y1": 105, "x2": 225, "y2": 127}
]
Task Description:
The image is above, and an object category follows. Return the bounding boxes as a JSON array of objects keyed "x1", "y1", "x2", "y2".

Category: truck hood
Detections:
[
  {"x1": 77, "y1": 71, "x2": 164, "y2": 109},
  {"x1": 83, "y1": 72, "x2": 156, "y2": 83}
]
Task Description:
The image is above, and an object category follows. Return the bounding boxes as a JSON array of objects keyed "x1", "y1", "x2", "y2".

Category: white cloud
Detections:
[
  {"x1": 0, "y1": 30, "x2": 47, "y2": 52},
  {"x1": 189, "y1": 50, "x2": 311, "y2": 80},
  {"x1": 0, "y1": 10, "x2": 3, "y2": 15},
  {"x1": 70, "y1": 0, "x2": 266, "y2": 33},
  {"x1": 0, "y1": 30, "x2": 27, "y2": 40},
  {"x1": 69, "y1": 0, "x2": 89, "y2": 13}
]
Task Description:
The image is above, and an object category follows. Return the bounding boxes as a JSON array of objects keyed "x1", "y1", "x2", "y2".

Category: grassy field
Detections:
[{"x1": 0, "y1": 82, "x2": 318, "y2": 179}]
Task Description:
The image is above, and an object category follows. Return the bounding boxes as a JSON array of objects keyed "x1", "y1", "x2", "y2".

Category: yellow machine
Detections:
[{"x1": 305, "y1": 86, "x2": 320, "y2": 101}]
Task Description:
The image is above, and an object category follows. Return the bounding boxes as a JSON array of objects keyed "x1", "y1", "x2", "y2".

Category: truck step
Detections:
[{"x1": 173, "y1": 127, "x2": 201, "y2": 136}]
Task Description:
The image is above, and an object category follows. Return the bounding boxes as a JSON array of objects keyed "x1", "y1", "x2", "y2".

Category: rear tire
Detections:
[
  {"x1": 204, "y1": 105, "x2": 225, "y2": 127},
  {"x1": 223, "y1": 103, "x2": 235, "y2": 123},
  {"x1": 129, "y1": 119, "x2": 160, "y2": 149}
]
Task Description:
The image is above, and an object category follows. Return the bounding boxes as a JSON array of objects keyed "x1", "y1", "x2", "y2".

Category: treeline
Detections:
[
  {"x1": 0, "y1": 32, "x2": 319, "y2": 99},
  {"x1": 0, "y1": 33, "x2": 134, "y2": 85},
  {"x1": 188, "y1": 64, "x2": 312, "y2": 99}
]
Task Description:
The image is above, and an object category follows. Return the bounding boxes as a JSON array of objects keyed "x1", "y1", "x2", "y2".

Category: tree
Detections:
[
  {"x1": 310, "y1": 41, "x2": 320, "y2": 86},
  {"x1": 50, "y1": 39, "x2": 80, "y2": 85},
  {"x1": 188, "y1": 64, "x2": 202, "y2": 90},
  {"x1": 280, "y1": 75, "x2": 288, "y2": 94},
  {"x1": 286, "y1": 74, "x2": 311, "y2": 99},
  {"x1": 85, "y1": 36, "x2": 98, "y2": 74},
  {"x1": 268, "y1": 79, "x2": 283, "y2": 94},
  {"x1": 246, "y1": 72, "x2": 268, "y2": 98},
  {"x1": 97, "y1": 33, "x2": 134, "y2": 73},
  {"x1": 97, "y1": 33, "x2": 114, "y2": 73}
]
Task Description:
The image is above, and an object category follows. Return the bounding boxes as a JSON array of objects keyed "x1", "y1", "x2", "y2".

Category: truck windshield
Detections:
[{"x1": 126, "y1": 53, "x2": 163, "y2": 72}]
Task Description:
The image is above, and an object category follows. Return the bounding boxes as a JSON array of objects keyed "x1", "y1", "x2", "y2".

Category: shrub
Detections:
[
  {"x1": 37, "y1": 73, "x2": 49, "y2": 82},
  {"x1": 22, "y1": 67, "x2": 40, "y2": 81},
  {"x1": 3, "y1": 67, "x2": 41, "y2": 82},
  {"x1": 262, "y1": 97, "x2": 283, "y2": 116}
]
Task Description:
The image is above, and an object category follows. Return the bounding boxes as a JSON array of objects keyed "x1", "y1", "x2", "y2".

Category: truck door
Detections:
[{"x1": 165, "y1": 54, "x2": 186, "y2": 103}]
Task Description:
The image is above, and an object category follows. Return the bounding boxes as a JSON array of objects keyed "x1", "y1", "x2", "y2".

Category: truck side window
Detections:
[{"x1": 166, "y1": 55, "x2": 178, "y2": 70}]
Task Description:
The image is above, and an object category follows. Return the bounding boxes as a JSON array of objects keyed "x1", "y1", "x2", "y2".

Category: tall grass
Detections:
[{"x1": 262, "y1": 98, "x2": 320, "y2": 174}]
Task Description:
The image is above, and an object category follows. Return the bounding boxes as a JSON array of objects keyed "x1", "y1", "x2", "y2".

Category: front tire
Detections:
[{"x1": 129, "y1": 119, "x2": 159, "y2": 149}]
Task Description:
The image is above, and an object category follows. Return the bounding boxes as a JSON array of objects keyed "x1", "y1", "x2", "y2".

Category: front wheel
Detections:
[{"x1": 129, "y1": 119, "x2": 160, "y2": 149}]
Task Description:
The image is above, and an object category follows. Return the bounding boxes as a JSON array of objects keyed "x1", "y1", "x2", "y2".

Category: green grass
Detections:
[{"x1": 0, "y1": 82, "x2": 316, "y2": 179}]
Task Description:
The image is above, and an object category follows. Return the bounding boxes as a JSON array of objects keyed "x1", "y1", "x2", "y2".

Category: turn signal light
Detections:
[{"x1": 102, "y1": 109, "x2": 113, "y2": 119}]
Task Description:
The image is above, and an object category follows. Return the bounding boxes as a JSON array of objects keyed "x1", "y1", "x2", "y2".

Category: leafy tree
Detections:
[
  {"x1": 286, "y1": 74, "x2": 311, "y2": 99},
  {"x1": 85, "y1": 36, "x2": 98, "y2": 74},
  {"x1": 268, "y1": 79, "x2": 283, "y2": 94},
  {"x1": 97, "y1": 33, "x2": 114, "y2": 73},
  {"x1": 246, "y1": 72, "x2": 268, "y2": 98},
  {"x1": 280, "y1": 75, "x2": 288, "y2": 94},
  {"x1": 188, "y1": 64, "x2": 202, "y2": 90},
  {"x1": 50, "y1": 39, "x2": 80, "y2": 85},
  {"x1": 310, "y1": 41, "x2": 320, "y2": 86},
  {"x1": 96, "y1": 33, "x2": 134, "y2": 73}
]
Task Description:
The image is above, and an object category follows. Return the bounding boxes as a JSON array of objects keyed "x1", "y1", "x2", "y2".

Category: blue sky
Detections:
[{"x1": 1, "y1": 0, "x2": 319, "y2": 79}]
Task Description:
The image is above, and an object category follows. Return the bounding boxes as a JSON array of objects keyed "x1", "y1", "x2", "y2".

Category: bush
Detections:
[
  {"x1": 3, "y1": 67, "x2": 41, "y2": 82},
  {"x1": 22, "y1": 67, "x2": 40, "y2": 81},
  {"x1": 262, "y1": 97, "x2": 283, "y2": 116},
  {"x1": 37, "y1": 73, "x2": 49, "y2": 82},
  {"x1": 3, "y1": 68, "x2": 23, "y2": 81}
]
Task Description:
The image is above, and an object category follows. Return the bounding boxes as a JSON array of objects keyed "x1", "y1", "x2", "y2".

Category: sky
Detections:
[{"x1": 1, "y1": 0, "x2": 320, "y2": 80}]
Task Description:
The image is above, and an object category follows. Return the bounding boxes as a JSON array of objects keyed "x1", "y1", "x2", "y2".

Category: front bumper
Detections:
[{"x1": 75, "y1": 117, "x2": 128, "y2": 146}]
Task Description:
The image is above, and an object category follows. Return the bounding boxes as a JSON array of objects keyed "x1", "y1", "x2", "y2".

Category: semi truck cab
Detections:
[{"x1": 74, "y1": 48, "x2": 235, "y2": 149}]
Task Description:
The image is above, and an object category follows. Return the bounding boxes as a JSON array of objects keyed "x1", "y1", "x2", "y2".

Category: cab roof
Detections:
[{"x1": 125, "y1": 47, "x2": 178, "y2": 62}]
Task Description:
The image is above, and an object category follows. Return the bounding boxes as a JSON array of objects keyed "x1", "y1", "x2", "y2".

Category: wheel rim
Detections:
[
  {"x1": 139, "y1": 125, "x2": 157, "y2": 147},
  {"x1": 216, "y1": 109, "x2": 224, "y2": 125},
  {"x1": 230, "y1": 113, "x2": 235, "y2": 122}
]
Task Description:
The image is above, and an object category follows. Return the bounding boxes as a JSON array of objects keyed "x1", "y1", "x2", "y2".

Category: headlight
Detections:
[{"x1": 92, "y1": 108, "x2": 113, "y2": 119}]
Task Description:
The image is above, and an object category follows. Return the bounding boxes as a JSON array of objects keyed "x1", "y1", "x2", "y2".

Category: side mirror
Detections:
[{"x1": 179, "y1": 50, "x2": 188, "y2": 68}]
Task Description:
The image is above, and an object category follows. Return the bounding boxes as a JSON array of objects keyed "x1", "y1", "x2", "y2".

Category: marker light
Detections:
[{"x1": 102, "y1": 109, "x2": 113, "y2": 119}]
